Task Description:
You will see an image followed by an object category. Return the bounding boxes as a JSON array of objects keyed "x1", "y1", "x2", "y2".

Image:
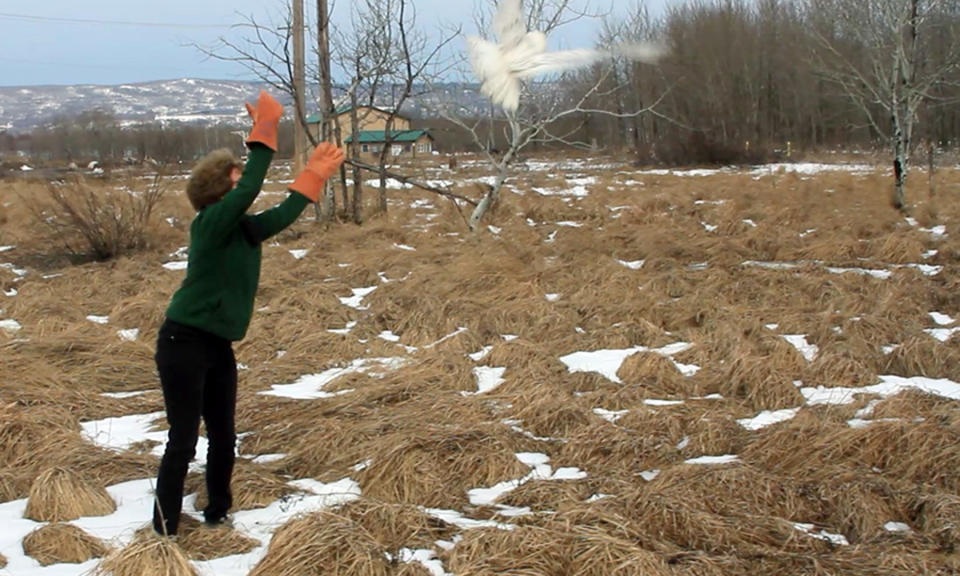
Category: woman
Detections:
[{"x1": 152, "y1": 91, "x2": 344, "y2": 536}]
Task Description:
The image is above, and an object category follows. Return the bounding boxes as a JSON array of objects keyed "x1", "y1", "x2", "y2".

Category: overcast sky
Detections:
[{"x1": 0, "y1": 0, "x2": 668, "y2": 87}]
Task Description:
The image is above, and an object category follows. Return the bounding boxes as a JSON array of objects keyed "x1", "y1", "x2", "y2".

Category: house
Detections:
[
  {"x1": 307, "y1": 106, "x2": 432, "y2": 158},
  {"x1": 346, "y1": 129, "x2": 434, "y2": 159},
  {"x1": 307, "y1": 105, "x2": 411, "y2": 136}
]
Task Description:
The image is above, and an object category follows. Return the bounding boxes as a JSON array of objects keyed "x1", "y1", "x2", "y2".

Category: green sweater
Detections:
[{"x1": 166, "y1": 144, "x2": 310, "y2": 341}]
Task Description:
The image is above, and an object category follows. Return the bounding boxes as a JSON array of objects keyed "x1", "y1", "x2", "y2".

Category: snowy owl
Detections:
[{"x1": 467, "y1": 0, "x2": 665, "y2": 113}]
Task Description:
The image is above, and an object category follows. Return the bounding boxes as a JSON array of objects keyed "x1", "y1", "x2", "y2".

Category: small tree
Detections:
[
  {"x1": 808, "y1": 0, "x2": 960, "y2": 209},
  {"x1": 442, "y1": 0, "x2": 665, "y2": 231}
]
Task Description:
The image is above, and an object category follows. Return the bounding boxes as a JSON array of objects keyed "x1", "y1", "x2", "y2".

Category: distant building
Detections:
[
  {"x1": 307, "y1": 106, "x2": 433, "y2": 159},
  {"x1": 346, "y1": 129, "x2": 434, "y2": 159}
]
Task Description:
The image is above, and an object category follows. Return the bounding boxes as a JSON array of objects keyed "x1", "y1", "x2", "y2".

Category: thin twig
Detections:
[{"x1": 341, "y1": 158, "x2": 478, "y2": 206}]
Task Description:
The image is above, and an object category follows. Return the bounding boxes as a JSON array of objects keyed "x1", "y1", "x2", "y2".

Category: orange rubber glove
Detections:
[
  {"x1": 245, "y1": 91, "x2": 284, "y2": 151},
  {"x1": 290, "y1": 142, "x2": 346, "y2": 202}
]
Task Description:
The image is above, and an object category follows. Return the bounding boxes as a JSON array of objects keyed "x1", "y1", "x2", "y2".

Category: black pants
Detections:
[{"x1": 152, "y1": 319, "x2": 237, "y2": 536}]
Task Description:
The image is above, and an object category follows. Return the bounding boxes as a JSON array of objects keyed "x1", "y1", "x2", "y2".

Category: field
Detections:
[{"x1": 1, "y1": 152, "x2": 959, "y2": 575}]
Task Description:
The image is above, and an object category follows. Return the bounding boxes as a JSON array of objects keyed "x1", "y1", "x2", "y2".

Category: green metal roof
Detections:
[
  {"x1": 305, "y1": 105, "x2": 351, "y2": 124},
  {"x1": 344, "y1": 130, "x2": 431, "y2": 144}
]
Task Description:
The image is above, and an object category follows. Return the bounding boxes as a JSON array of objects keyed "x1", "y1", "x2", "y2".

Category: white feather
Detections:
[
  {"x1": 467, "y1": 36, "x2": 522, "y2": 112},
  {"x1": 467, "y1": 0, "x2": 666, "y2": 112},
  {"x1": 616, "y1": 43, "x2": 667, "y2": 63},
  {"x1": 493, "y1": 0, "x2": 527, "y2": 50}
]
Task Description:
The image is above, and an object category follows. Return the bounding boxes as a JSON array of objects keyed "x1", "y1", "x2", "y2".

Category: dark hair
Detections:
[{"x1": 185, "y1": 149, "x2": 242, "y2": 211}]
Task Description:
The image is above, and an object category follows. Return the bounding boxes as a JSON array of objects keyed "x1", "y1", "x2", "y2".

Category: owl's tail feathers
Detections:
[{"x1": 615, "y1": 42, "x2": 668, "y2": 64}]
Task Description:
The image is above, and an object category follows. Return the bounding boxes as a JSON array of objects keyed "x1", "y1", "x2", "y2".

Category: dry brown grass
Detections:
[
  {"x1": 249, "y1": 510, "x2": 391, "y2": 576},
  {"x1": 24, "y1": 467, "x2": 116, "y2": 522},
  {"x1": 626, "y1": 487, "x2": 832, "y2": 557},
  {"x1": 175, "y1": 516, "x2": 260, "y2": 561},
  {"x1": 804, "y1": 348, "x2": 878, "y2": 388},
  {"x1": 335, "y1": 499, "x2": 456, "y2": 550},
  {"x1": 497, "y1": 478, "x2": 594, "y2": 511},
  {"x1": 871, "y1": 389, "x2": 959, "y2": 424},
  {"x1": 617, "y1": 351, "x2": 684, "y2": 389},
  {"x1": 810, "y1": 468, "x2": 915, "y2": 544},
  {"x1": 711, "y1": 355, "x2": 805, "y2": 411},
  {"x1": 503, "y1": 385, "x2": 593, "y2": 438},
  {"x1": 186, "y1": 460, "x2": 296, "y2": 512},
  {"x1": 447, "y1": 522, "x2": 675, "y2": 576},
  {"x1": 744, "y1": 418, "x2": 960, "y2": 492},
  {"x1": 0, "y1": 402, "x2": 156, "y2": 500},
  {"x1": 91, "y1": 531, "x2": 197, "y2": 576},
  {"x1": 913, "y1": 492, "x2": 960, "y2": 552},
  {"x1": 646, "y1": 463, "x2": 816, "y2": 520},
  {"x1": 560, "y1": 416, "x2": 684, "y2": 476},
  {"x1": 0, "y1": 403, "x2": 77, "y2": 468},
  {"x1": 358, "y1": 426, "x2": 534, "y2": 508},
  {"x1": 882, "y1": 335, "x2": 960, "y2": 379},
  {"x1": 0, "y1": 467, "x2": 32, "y2": 503},
  {"x1": 681, "y1": 412, "x2": 752, "y2": 457},
  {"x1": 4, "y1": 157, "x2": 960, "y2": 573},
  {"x1": 22, "y1": 523, "x2": 109, "y2": 566}
]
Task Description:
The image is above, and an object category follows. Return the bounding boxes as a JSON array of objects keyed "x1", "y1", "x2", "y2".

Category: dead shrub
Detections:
[{"x1": 24, "y1": 174, "x2": 166, "y2": 260}]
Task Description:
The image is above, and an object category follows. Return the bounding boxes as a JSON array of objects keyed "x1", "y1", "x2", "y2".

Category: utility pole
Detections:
[{"x1": 292, "y1": 0, "x2": 306, "y2": 173}]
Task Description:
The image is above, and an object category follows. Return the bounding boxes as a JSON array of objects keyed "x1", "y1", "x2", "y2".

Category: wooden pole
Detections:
[{"x1": 292, "y1": 0, "x2": 306, "y2": 173}]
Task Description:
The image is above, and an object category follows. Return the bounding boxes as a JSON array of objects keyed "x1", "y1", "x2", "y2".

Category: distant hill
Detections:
[{"x1": 0, "y1": 79, "x2": 492, "y2": 133}]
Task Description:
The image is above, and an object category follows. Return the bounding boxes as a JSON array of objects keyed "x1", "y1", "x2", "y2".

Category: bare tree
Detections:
[
  {"x1": 198, "y1": 2, "x2": 475, "y2": 225},
  {"x1": 808, "y1": 0, "x2": 960, "y2": 209},
  {"x1": 373, "y1": 1, "x2": 460, "y2": 216},
  {"x1": 440, "y1": 0, "x2": 665, "y2": 231},
  {"x1": 319, "y1": 0, "x2": 468, "y2": 222}
]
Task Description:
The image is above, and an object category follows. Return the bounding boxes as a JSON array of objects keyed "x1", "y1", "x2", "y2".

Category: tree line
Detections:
[
  {"x1": 571, "y1": 0, "x2": 960, "y2": 167},
  {"x1": 8, "y1": 0, "x2": 960, "y2": 177},
  {"x1": 4, "y1": 110, "x2": 301, "y2": 167}
]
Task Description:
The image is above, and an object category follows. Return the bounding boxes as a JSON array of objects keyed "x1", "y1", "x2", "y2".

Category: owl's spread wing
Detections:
[{"x1": 493, "y1": 0, "x2": 527, "y2": 50}]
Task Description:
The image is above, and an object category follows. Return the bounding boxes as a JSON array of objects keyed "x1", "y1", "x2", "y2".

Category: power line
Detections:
[{"x1": 0, "y1": 11, "x2": 231, "y2": 29}]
